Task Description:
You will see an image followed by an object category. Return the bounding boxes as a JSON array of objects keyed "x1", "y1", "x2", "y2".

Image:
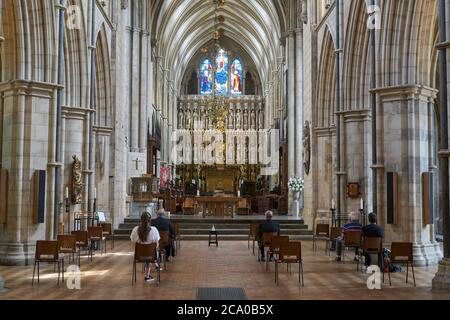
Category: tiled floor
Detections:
[{"x1": 0, "y1": 240, "x2": 449, "y2": 300}]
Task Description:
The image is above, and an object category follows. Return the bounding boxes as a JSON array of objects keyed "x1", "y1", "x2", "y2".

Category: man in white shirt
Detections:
[{"x1": 130, "y1": 212, "x2": 160, "y2": 282}]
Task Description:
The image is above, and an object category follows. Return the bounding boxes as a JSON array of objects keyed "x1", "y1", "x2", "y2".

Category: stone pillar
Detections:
[
  {"x1": 342, "y1": 110, "x2": 372, "y2": 214},
  {"x1": 155, "y1": 56, "x2": 163, "y2": 110},
  {"x1": 376, "y1": 85, "x2": 442, "y2": 266},
  {"x1": 295, "y1": 29, "x2": 304, "y2": 179},
  {"x1": 432, "y1": 0, "x2": 450, "y2": 289},
  {"x1": 0, "y1": 81, "x2": 60, "y2": 265},
  {"x1": 139, "y1": 30, "x2": 149, "y2": 153},
  {"x1": 287, "y1": 30, "x2": 296, "y2": 179},
  {"x1": 130, "y1": 25, "x2": 140, "y2": 152}
]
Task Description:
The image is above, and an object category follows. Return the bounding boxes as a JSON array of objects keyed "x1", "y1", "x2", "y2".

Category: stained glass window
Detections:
[
  {"x1": 215, "y1": 49, "x2": 229, "y2": 95},
  {"x1": 231, "y1": 59, "x2": 243, "y2": 95},
  {"x1": 200, "y1": 59, "x2": 213, "y2": 95}
]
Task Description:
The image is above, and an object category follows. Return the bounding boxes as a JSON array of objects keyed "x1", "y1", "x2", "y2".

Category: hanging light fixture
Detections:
[{"x1": 201, "y1": 0, "x2": 225, "y2": 54}]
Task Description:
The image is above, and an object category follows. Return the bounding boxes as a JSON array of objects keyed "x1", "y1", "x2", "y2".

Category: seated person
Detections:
[
  {"x1": 362, "y1": 213, "x2": 384, "y2": 267},
  {"x1": 336, "y1": 212, "x2": 362, "y2": 262},
  {"x1": 130, "y1": 212, "x2": 160, "y2": 282},
  {"x1": 258, "y1": 211, "x2": 280, "y2": 262},
  {"x1": 152, "y1": 208, "x2": 175, "y2": 261}
]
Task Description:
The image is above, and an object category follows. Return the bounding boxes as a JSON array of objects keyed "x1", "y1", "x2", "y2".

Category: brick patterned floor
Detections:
[{"x1": 0, "y1": 240, "x2": 449, "y2": 300}]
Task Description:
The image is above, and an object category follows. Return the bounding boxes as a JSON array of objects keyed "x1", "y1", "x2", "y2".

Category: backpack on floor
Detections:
[{"x1": 382, "y1": 248, "x2": 402, "y2": 273}]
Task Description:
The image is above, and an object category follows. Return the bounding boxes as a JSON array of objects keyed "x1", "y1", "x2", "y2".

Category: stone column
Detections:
[
  {"x1": 295, "y1": 29, "x2": 304, "y2": 179},
  {"x1": 342, "y1": 110, "x2": 372, "y2": 214},
  {"x1": 376, "y1": 85, "x2": 442, "y2": 266},
  {"x1": 139, "y1": 29, "x2": 149, "y2": 153},
  {"x1": 130, "y1": 25, "x2": 140, "y2": 152},
  {"x1": 433, "y1": 0, "x2": 450, "y2": 289},
  {"x1": 0, "y1": 81, "x2": 60, "y2": 265},
  {"x1": 287, "y1": 30, "x2": 296, "y2": 179},
  {"x1": 287, "y1": 30, "x2": 297, "y2": 217}
]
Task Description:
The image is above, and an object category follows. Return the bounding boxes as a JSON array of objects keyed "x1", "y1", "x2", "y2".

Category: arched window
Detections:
[
  {"x1": 231, "y1": 59, "x2": 243, "y2": 95},
  {"x1": 200, "y1": 59, "x2": 213, "y2": 95},
  {"x1": 215, "y1": 49, "x2": 229, "y2": 95},
  {"x1": 199, "y1": 49, "x2": 246, "y2": 96}
]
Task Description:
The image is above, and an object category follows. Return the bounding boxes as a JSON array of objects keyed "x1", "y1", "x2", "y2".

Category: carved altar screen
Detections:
[{"x1": 205, "y1": 167, "x2": 238, "y2": 193}]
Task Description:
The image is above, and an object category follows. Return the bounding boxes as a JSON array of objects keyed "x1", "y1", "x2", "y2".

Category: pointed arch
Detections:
[
  {"x1": 342, "y1": 0, "x2": 371, "y2": 111},
  {"x1": 0, "y1": 0, "x2": 17, "y2": 82},
  {"x1": 64, "y1": 0, "x2": 89, "y2": 109},
  {"x1": 94, "y1": 24, "x2": 112, "y2": 127},
  {"x1": 315, "y1": 28, "x2": 336, "y2": 128}
]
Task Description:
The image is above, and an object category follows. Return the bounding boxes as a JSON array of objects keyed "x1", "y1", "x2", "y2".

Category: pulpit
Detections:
[{"x1": 129, "y1": 175, "x2": 159, "y2": 217}]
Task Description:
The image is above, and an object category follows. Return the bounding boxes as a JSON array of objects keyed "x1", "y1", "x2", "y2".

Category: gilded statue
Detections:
[{"x1": 72, "y1": 155, "x2": 83, "y2": 204}]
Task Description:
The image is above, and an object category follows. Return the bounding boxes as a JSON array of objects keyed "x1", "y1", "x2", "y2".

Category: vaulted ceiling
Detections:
[{"x1": 151, "y1": 0, "x2": 287, "y2": 93}]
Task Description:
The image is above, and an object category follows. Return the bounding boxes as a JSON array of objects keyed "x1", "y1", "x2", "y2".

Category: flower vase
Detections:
[{"x1": 292, "y1": 191, "x2": 302, "y2": 219}]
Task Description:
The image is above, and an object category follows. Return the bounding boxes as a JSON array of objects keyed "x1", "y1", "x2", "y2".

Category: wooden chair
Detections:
[
  {"x1": 359, "y1": 236, "x2": 383, "y2": 273},
  {"x1": 32, "y1": 241, "x2": 64, "y2": 286},
  {"x1": 266, "y1": 236, "x2": 290, "y2": 271},
  {"x1": 237, "y1": 199, "x2": 250, "y2": 215},
  {"x1": 387, "y1": 242, "x2": 416, "y2": 287},
  {"x1": 275, "y1": 241, "x2": 304, "y2": 286},
  {"x1": 101, "y1": 223, "x2": 115, "y2": 251},
  {"x1": 159, "y1": 231, "x2": 170, "y2": 270},
  {"x1": 342, "y1": 230, "x2": 362, "y2": 262},
  {"x1": 326, "y1": 227, "x2": 343, "y2": 256},
  {"x1": 258, "y1": 232, "x2": 278, "y2": 262},
  {"x1": 313, "y1": 223, "x2": 330, "y2": 253},
  {"x1": 57, "y1": 234, "x2": 78, "y2": 266},
  {"x1": 132, "y1": 243, "x2": 160, "y2": 286},
  {"x1": 248, "y1": 223, "x2": 259, "y2": 255},
  {"x1": 172, "y1": 223, "x2": 181, "y2": 251},
  {"x1": 183, "y1": 198, "x2": 197, "y2": 215},
  {"x1": 71, "y1": 230, "x2": 91, "y2": 266},
  {"x1": 88, "y1": 226, "x2": 106, "y2": 261}
]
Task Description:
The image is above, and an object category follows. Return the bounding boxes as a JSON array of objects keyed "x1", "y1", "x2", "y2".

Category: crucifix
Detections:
[{"x1": 134, "y1": 158, "x2": 143, "y2": 170}]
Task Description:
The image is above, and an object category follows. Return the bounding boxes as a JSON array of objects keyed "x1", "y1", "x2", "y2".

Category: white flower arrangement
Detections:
[{"x1": 288, "y1": 177, "x2": 304, "y2": 193}]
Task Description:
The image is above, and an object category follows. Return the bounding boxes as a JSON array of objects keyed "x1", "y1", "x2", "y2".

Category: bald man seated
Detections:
[{"x1": 258, "y1": 211, "x2": 280, "y2": 262}]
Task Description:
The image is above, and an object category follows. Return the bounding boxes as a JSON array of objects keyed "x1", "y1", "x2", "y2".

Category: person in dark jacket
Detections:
[
  {"x1": 362, "y1": 213, "x2": 384, "y2": 267},
  {"x1": 152, "y1": 209, "x2": 175, "y2": 261},
  {"x1": 258, "y1": 211, "x2": 280, "y2": 262}
]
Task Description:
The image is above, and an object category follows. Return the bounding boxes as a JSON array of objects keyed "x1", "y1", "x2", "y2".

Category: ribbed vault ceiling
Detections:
[{"x1": 152, "y1": 0, "x2": 286, "y2": 93}]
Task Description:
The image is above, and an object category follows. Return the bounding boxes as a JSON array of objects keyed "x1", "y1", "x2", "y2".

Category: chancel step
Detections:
[{"x1": 114, "y1": 215, "x2": 312, "y2": 240}]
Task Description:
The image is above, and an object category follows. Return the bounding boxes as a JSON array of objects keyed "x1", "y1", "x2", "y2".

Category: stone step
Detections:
[
  {"x1": 180, "y1": 229, "x2": 312, "y2": 235},
  {"x1": 113, "y1": 234, "x2": 313, "y2": 241},
  {"x1": 123, "y1": 218, "x2": 304, "y2": 225},
  {"x1": 118, "y1": 223, "x2": 308, "y2": 230},
  {"x1": 116, "y1": 216, "x2": 311, "y2": 241},
  {"x1": 114, "y1": 227, "x2": 310, "y2": 235}
]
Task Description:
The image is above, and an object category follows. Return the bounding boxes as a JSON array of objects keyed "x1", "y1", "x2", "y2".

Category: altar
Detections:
[{"x1": 195, "y1": 196, "x2": 242, "y2": 218}]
